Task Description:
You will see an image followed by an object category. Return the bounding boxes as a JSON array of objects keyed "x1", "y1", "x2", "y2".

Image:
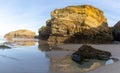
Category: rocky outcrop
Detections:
[
  {"x1": 39, "y1": 5, "x2": 113, "y2": 43},
  {"x1": 0, "y1": 45, "x2": 11, "y2": 49},
  {"x1": 72, "y1": 45, "x2": 111, "y2": 63},
  {"x1": 4, "y1": 29, "x2": 36, "y2": 40},
  {"x1": 38, "y1": 26, "x2": 51, "y2": 40},
  {"x1": 112, "y1": 21, "x2": 120, "y2": 41}
]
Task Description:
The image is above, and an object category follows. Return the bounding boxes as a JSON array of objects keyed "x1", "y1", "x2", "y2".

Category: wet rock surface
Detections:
[
  {"x1": 72, "y1": 45, "x2": 112, "y2": 63},
  {"x1": 112, "y1": 21, "x2": 120, "y2": 41},
  {"x1": 0, "y1": 45, "x2": 11, "y2": 49}
]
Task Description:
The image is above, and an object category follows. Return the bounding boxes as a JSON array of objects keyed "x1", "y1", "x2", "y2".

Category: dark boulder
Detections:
[
  {"x1": 112, "y1": 21, "x2": 120, "y2": 41},
  {"x1": 72, "y1": 45, "x2": 111, "y2": 63},
  {"x1": 0, "y1": 45, "x2": 11, "y2": 49}
]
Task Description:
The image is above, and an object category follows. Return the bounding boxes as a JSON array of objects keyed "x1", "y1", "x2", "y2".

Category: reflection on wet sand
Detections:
[
  {"x1": 49, "y1": 56, "x2": 103, "y2": 73},
  {"x1": 0, "y1": 54, "x2": 18, "y2": 61},
  {"x1": 5, "y1": 38, "x2": 36, "y2": 46},
  {"x1": 38, "y1": 40, "x2": 105, "y2": 73},
  {"x1": 14, "y1": 40, "x2": 35, "y2": 46},
  {"x1": 38, "y1": 40, "x2": 66, "y2": 51},
  {"x1": 5, "y1": 36, "x2": 13, "y2": 42}
]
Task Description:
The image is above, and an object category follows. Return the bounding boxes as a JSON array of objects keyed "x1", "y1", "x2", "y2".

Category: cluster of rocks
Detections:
[{"x1": 38, "y1": 5, "x2": 114, "y2": 44}]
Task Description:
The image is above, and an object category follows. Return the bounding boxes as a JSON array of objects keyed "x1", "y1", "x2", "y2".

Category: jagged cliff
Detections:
[
  {"x1": 4, "y1": 29, "x2": 36, "y2": 40},
  {"x1": 39, "y1": 5, "x2": 113, "y2": 43}
]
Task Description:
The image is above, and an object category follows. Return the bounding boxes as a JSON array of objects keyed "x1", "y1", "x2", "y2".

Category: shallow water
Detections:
[
  {"x1": 0, "y1": 40, "x2": 118, "y2": 73},
  {"x1": 0, "y1": 37, "x2": 7, "y2": 44}
]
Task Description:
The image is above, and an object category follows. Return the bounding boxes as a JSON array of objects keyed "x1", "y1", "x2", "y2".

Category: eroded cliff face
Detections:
[
  {"x1": 4, "y1": 29, "x2": 36, "y2": 40},
  {"x1": 39, "y1": 5, "x2": 113, "y2": 43}
]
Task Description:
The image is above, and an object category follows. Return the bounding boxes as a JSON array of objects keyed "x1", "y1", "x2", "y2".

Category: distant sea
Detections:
[{"x1": 0, "y1": 36, "x2": 6, "y2": 44}]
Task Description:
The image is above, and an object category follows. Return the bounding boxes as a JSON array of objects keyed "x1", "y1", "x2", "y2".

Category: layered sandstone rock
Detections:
[
  {"x1": 4, "y1": 29, "x2": 36, "y2": 40},
  {"x1": 112, "y1": 21, "x2": 120, "y2": 41},
  {"x1": 39, "y1": 5, "x2": 113, "y2": 43}
]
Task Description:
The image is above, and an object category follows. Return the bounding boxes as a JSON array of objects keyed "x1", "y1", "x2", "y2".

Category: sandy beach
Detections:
[{"x1": 57, "y1": 44, "x2": 120, "y2": 73}]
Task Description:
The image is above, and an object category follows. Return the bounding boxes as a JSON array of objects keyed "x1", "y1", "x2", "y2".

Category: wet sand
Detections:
[
  {"x1": 57, "y1": 44, "x2": 120, "y2": 73},
  {"x1": 0, "y1": 40, "x2": 120, "y2": 73}
]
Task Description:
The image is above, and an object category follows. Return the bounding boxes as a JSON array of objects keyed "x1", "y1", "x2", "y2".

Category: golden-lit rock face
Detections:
[
  {"x1": 4, "y1": 29, "x2": 36, "y2": 40},
  {"x1": 49, "y1": 5, "x2": 108, "y2": 36},
  {"x1": 51, "y1": 5, "x2": 107, "y2": 28},
  {"x1": 39, "y1": 5, "x2": 113, "y2": 43}
]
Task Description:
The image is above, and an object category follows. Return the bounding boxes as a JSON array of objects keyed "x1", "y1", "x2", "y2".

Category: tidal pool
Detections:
[{"x1": 0, "y1": 40, "x2": 119, "y2": 73}]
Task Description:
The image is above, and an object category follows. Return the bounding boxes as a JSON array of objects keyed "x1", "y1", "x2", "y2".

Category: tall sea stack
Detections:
[{"x1": 38, "y1": 5, "x2": 113, "y2": 43}]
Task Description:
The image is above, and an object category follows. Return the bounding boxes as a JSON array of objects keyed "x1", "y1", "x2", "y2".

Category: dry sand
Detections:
[{"x1": 57, "y1": 44, "x2": 120, "y2": 73}]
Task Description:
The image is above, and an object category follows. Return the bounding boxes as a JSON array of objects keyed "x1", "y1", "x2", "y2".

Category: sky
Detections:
[{"x1": 0, "y1": 0, "x2": 120, "y2": 36}]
